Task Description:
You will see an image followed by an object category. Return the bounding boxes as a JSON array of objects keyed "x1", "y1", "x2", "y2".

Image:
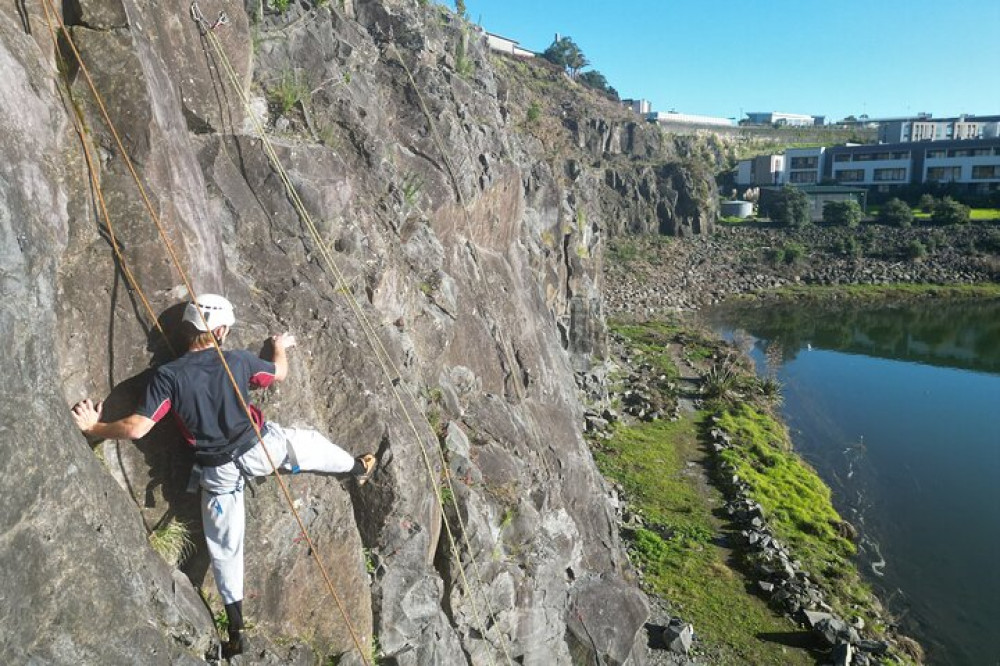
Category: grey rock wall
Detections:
[{"x1": 1, "y1": 0, "x2": 714, "y2": 663}]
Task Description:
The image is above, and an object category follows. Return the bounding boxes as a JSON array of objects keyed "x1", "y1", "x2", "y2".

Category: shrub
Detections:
[
  {"x1": 822, "y1": 199, "x2": 863, "y2": 227},
  {"x1": 782, "y1": 241, "x2": 807, "y2": 264},
  {"x1": 919, "y1": 193, "x2": 937, "y2": 213},
  {"x1": 878, "y1": 198, "x2": 913, "y2": 228},
  {"x1": 834, "y1": 235, "x2": 862, "y2": 258},
  {"x1": 931, "y1": 197, "x2": 971, "y2": 225},
  {"x1": 763, "y1": 185, "x2": 810, "y2": 227},
  {"x1": 525, "y1": 101, "x2": 541, "y2": 124},
  {"x1": 905, "y1": 239, "x2": 927, "y2": 260},
  {"x1": 270, "y1": 70, "x2": 310, "y2": 115}
]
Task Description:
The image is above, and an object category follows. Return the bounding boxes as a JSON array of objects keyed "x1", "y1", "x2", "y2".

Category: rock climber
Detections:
[{"x1": 70, "y1": 294, "x2": 376, "y2": 658}]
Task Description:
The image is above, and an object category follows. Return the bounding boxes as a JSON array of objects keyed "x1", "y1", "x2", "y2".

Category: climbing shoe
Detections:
[
  {"x1": 355, "y1": 453, "x2": 377, "y2": 486},
  {"x1": 221, "y1": 630, "x2": 246, "y2": 660}
]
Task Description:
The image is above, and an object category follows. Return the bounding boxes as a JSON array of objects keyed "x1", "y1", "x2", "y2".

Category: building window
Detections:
[
  {"x1": 854, "y1": 153, "x2": 873, "y2": 161},
  {"x1": 789, "y1": 156, "x2": 818, "y2": 169},
  {"x1": 836, "y1": 169, "x2": 865, "y2": 183},
  {"x1": 927, "y1": 167, "x2": 961, "y2": 182},
  {"x1": 926, "y1": 149, "x2": 946, "y2": 159},
  {"x1": 948, "y1": 149, "x2": 972, "y2": 157},
  {"x1": 891, "y1": 151, "x2": 911, "y2": 160},
  {"x1": 833, "y1": 154, "x2": 852, "y2": 162},
  {"x1": 972, "y1": 165, "x2": 1000, "y2": 179},
  {"x1": 972, "y1": 149, "x2": 992, "y2": 157},
  {"x1": 874, "y1": 168, "x2": 906, "y2": 182},
  {"x1": 789, "y1": 171, "x2": 818, "y2": 183}
]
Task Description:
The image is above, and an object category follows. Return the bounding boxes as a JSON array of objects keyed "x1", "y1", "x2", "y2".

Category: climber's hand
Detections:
[
  {"x1": 71, "y1": 399, "x2": 103, "y2": 434},
  {"x1": 272, "y1": 333, "x2": 297, "y2": 351}
]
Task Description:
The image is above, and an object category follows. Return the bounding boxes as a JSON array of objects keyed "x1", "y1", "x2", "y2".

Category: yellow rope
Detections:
[
  {"x1": 39, "y1": 1, "x2": 371, "y2": 662},
  {"x1": 196, "y1": 11, "x2": 515, "y2": 664}
]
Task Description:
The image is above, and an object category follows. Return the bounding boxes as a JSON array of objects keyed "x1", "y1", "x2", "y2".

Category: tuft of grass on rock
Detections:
[{"x1": 149, "y1": 518, "x2": 194, "y2": 567}]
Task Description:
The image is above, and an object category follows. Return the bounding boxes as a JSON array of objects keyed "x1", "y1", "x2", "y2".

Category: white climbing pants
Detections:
[{"x1": 199, "y1": 422, "x2": 356, "y2": 604}]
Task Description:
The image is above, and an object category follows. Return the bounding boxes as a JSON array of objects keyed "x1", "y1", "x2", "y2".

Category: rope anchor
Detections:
[{"x1": 190, "y1": 1, "x2": 228, "y2": 33}]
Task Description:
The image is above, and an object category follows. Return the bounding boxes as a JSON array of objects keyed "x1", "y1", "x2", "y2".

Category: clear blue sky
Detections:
[{"x1": 463, "y1": 0, "x2": 1000, "y2": 122}]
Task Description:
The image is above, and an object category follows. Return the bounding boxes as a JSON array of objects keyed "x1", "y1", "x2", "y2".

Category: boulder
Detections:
[{"x1": 662, "y1": 618, "x2": 695, "y2": 655}]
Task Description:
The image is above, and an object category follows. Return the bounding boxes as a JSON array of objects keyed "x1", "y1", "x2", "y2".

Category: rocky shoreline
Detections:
[
  {"x1": 586, "y1": 223, "x2": 993, "y2": 663},
  {"x1": 605, "y1": 224, "x2": 999, "y2": 315}
]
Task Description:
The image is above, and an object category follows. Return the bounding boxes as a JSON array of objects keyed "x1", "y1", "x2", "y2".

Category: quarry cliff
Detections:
[{"x1": 0, "y1": 1, "x2": 717, "y2": 663}]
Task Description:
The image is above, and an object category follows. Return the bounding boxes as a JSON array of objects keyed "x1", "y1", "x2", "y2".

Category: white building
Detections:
[
  {"x1": 829, "y1": 147, "x2": 912, "y2": 189},
  {"x1": 878, "y1": 115, "x2": 1000, "y2": 143},
  {"x1": 744, "y1": 111, "x2": 820, "y2": 127},
  {"x1": 784, "y1": 147, "x2": 825, "y2": 184},
  {"x1": 736, "y1": 154, "x2": 785, "y2": 186},
  {"x1": 623, "y1": 99, "x2": 651, "y2": 115},
  {"x1": 484, "y1": 32, "x2": 534, "y2": 58},
  {"x1": 922, "y1": 143, "x2": 1000, "y2": 192},
  {"x1": 648, "y1": 111, "x2": 734, "y2": 127}
]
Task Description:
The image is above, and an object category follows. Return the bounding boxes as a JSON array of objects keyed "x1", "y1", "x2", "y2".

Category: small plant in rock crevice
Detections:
[{"x1": 148, "y1": 518, "x2": 194, "y2": 567}]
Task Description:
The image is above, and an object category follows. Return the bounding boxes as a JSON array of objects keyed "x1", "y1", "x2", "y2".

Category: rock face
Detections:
[{"x1": 1, "y1": 0, "x2": 715, "y2": 664}]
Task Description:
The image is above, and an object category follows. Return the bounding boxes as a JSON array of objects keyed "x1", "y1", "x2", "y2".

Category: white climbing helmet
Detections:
[{"x1": 182, "y1": 293, "x2": 236, "y2": 332}]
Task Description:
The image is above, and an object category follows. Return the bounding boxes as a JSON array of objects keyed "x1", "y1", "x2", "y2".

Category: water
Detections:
[{"x1": 706, "y1": 298, "x2": 1000, "y2": 666}]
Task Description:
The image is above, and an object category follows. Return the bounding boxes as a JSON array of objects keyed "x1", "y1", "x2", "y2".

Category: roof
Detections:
[{"x1": 761, "y1": 185, "x2": 868, "y2": 195}]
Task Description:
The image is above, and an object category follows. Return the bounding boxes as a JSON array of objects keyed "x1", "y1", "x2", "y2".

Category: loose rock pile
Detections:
[
  {"x1": 605, "y1": 225, "x2": 998, "y2": 316},
  {"x1": 707, "y1": 424, "x2": 892, "y2": 665}
]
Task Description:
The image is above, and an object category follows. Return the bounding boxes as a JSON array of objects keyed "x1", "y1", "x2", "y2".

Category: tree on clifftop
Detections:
[
  {"x1": 578, "y1": 70, "x2": 619, "y2": 99},
  {"x1": 542, "y1": 36, "x2": 588, "y2": 77}
]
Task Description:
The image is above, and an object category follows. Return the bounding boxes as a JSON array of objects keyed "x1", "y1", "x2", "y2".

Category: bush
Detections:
[
  {"x1": 878, "y1": 198, "x2": 913, "y2": 228},
  {"x1": 905, "y1": 239, "x2": 927, "y2": 260},
  {"x1": 525, "y1": 101, "x2": 541, "y2": 124},
  {"x1": 834, "y1": 235, "x2": 862, "y2": 258},
  {"x1": 782, "y1": 241, "x2": 807, "y2": 264},
  {"x1": 919, "y1": 193, "x2": 937, "y2": 213},
  {"x1": 931, "y1": 197, "x2": 971, "y2": 225},
  {"x1": 822, "y1": 199, "x2": 863, "y2": 227},
  {"x1": 763, "y1": 185, "x2": 810, "y2": 227}
]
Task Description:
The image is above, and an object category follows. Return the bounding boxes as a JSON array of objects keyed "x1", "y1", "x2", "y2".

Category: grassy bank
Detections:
[
  {"x1": 597, "y1": 320, "x2": 821, "y2": 663},
  {"x1": 594, "y1": 415, "x2": 816, "y2": 664},
  {"x1": 760, "y1": 282, "x2": 1000, "y2": 302},
  {"x1": 598, "y1": 318, "x2": 913, "y2": 664}
]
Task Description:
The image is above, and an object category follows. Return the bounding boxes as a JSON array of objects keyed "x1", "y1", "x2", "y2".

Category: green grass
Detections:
[
  {"x1": 970, "y1": 208, "x2": 1000, "y2": 221},
  {"x1": 149, "y1": 518, "x2": 194, "y2": 567},
  {"x1": 714, "y1": 404, "x2": 876, "y2": 623},
  {"x1": 767, "y1": 282, "x2": 1000, "y2": 302},
  {"x1": 593, "y1": 416, "x2": 814, "y2": 665},
  {"x1": 608, "y1": 319, "x2": 682, "y2": 380}
]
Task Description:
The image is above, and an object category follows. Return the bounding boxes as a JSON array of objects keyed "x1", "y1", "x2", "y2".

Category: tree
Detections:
[
  {"x1": 454, "y1": 0, "x2": 466, "y2": 17},
  {"x1": 763, "y1": 185, "x2": 810, "y2": 227},
  {"x1": 578, "y1": 70, "x2": 618, "y2": 99},
  {"x1": 542, "y1": 36, "x2": 588, "y2": 77},
  {"x1": 822, "y1": 199, "x2": 863, "y2": 227},
  {"x1": 878, "y1": 198, "x2": 914, "y2": 227},
  {"x1": 931, "y1": 197, "x2": 971, "y2": 225}
]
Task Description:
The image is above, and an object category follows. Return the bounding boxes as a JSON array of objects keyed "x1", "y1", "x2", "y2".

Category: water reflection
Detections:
[
  {"x1": 707, "y1": 297, "x2": 1000, "y2": 666},
  {"x1": 712, "y1": 298, "x2": 1000, "y2": 373}
]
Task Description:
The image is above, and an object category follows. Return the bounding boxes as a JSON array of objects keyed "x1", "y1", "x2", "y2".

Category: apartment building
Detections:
[
  {"x1": 878, "y1": 115, "x2": 1000, "y2": 143},
  {"x1": 784, "y1": 147, "x2": 825, "y2": 184},
  {"x1": 826, "y1": 138, "x2": 1000, "y2": 193},
  {"x1": 737, "y1": 138, "x2": 1000, "y2": 194},
  {"x1": 736, "y1": 154, "x2": 785, "y2": 187}
]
